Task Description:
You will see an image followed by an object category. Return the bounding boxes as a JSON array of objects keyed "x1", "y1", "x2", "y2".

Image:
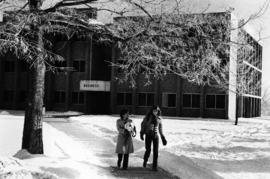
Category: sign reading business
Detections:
[{"x1": 80, "y1": 80, "x2": 110, "y2": 91}]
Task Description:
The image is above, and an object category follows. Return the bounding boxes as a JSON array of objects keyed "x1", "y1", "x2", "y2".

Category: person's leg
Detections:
[
  {"x1": 117, "y1": 154, "x2": 123, "y2": 168},
  {"x1": 152, "y1": 136, "x2": 159, "y2": 171},
  {"x1": 143, "y1": 134, "x2": 152, "y2": 167},
  {"x1": 123, "y1": 154, "x2": 129, "y2": 169}
]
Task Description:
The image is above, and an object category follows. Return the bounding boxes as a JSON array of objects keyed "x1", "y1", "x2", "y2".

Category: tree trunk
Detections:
[
  {"x1": 22, "y1": 0, "x2": 45, "y2": 154},
  {"x1": 22, "y1": 30, "x2": 45, "y2": 154}
]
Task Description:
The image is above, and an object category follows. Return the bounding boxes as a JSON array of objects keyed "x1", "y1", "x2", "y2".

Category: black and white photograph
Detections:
[{"x1": 0, "y1": 0, "x2": 270, "y2": 178}]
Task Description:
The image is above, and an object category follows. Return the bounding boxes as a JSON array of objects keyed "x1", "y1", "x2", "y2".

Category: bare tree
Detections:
[
  {"x1": 105, "y1": 0, "x2": 267, "y2": 125},
  {"x1": 0, "y1": 0, "x2": 114, "y2": 154}
]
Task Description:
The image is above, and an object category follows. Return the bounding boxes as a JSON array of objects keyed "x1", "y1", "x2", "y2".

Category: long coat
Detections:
[{"x1": 115, "y1": 119, "x2": 134, "y2": 154}]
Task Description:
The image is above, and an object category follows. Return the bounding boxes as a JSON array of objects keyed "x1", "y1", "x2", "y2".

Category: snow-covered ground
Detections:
[
  {"x1": 70, "y1": 115, "x2": 270, "y2": 179},
  {"x1": 1, "y1": 111, "x2": 270, "y2": 179},
  {"x1": 0, "y1": 112, "x2": 112, "y2": 179}
]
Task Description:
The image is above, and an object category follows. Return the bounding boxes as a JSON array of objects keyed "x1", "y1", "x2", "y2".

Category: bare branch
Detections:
[{"x1": 127, "y1": 0, "x2": 154, "y2": 21}]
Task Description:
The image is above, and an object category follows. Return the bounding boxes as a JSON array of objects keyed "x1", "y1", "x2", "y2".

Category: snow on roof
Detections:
[
  {"x1": 40, "y1": 0, "x2": 64, "y2": 10},
  {"x1": 88, "y1": 18, "x2": 104, "y2": 26},
  {"x1": 231, "y1": 12, "x2": 263, "y2": 45},
  {"x1": 242, "y1": 22, "x2": 263, "y2": 45}
]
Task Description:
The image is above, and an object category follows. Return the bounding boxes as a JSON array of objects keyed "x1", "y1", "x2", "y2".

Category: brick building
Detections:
[{"x1": 0, "y1": 11, "x2": 262, "y2": 119}]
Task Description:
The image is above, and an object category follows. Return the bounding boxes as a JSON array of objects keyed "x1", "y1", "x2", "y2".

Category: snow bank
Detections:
[
  {"x1": 159, "y1": 151, "x2": 222, "y2": 179},
  {"x1": 0, "y1": 155, "x2": 57, "y2": 179},
  {"x1": 0, "y1": 116, "x2": 24, "y2": 156},
  {"x1": 0, "y1": 115, "x2": 113, "y2": 179}
]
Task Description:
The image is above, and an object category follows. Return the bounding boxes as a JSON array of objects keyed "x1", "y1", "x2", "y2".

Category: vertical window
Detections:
[
  {"x1": 72, "y1": 92, "x2": 84, "y2": 104},
  {"x1": 4, "y1": 61, "x2": 15, "y2": 72},
  {"x1": 162, "y1": 93, "x2": 176, "y2": 107},
  {"x1": 55, "y1": 91, "x2": 65, "y2": 104},
  {"x1": 206, "y1": 94, "x2": 226, "y2": 109},
  {"x1": 117, "y1": 93, "x2": 133, "y2": 105},
  {"x1": 3, "y1": 90, "x2": 13, "y2": 102},
  {"x1": 216, "y1": 95, "x2": 225, "y2": 109},
  {"x1": 206, "y1": 95, "x2": 215, "y2": 108},
  {"x1": 137, "y1": 93, "x2": 154, "y2": 106},
  {"x1": 73, "y1": 61, "x2": 85, "y2": 72},
  {"x1": 183, "y1": 94, "x2": 200, "y2": 108}
]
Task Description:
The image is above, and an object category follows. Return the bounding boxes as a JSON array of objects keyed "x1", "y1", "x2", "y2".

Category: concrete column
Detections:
[{"x1": 228, "y1": 13, "x2": 238, "y2": 120}]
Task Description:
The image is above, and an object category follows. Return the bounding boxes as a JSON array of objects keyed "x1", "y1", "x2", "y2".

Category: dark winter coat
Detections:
[
  {"x1": 140, "y1": 115, "x2": 164, "y2": 137},
  {"x1": 115, "y1": 118, "x2": 134, "y2": 154}
]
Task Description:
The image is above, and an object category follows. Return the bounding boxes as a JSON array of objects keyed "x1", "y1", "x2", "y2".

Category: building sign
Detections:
[{"x1": 80, "y1": 80, "x2": 110, "y2": 91}]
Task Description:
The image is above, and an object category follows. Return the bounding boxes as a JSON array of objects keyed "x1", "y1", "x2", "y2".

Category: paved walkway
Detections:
[{"x1": 46, "y1": 118, "x2": 179, "y2": 179}]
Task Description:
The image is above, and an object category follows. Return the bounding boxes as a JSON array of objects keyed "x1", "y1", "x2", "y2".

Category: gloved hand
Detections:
[
  {"x1": 140, "y1": 133, "x2": 144, "y2": 141},
  {"x1": 161, "y1": 135, "x2": 167, "y2": 146}
]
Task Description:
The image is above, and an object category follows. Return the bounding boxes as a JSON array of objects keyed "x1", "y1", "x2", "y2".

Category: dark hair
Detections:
[
  {"x1": 145, "y1": 105, "x2": 161, "y2": 120},
  {"x1": 120, "y1": 109, "x2": 129, "y2": 119}
]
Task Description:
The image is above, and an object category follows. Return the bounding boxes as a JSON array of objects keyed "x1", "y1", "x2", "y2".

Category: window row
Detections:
[
  {"x1": 117, "y1": 93, "x2": 155, "y2": 107},
  {"x1": 2, "y1": 91, "x2": 85, "y2": 105},
  {"x1": 238, "y1": 30, "x2": 262, "y2": 69},
  {"x1": 116, "y1": 93, "x2": 226, "y2": 109},
  {"x1": 54, "y1": 91, "x2": 84, "y2": 104}
]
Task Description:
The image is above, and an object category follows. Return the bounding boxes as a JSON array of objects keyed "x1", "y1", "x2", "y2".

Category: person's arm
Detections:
[
  {"x1": 159, "y1": 118, "x2": 167, "y2": 145},
  {"x1": 116, "y1": 120, "x2": 125, "y2": 134},
  {"x1": 158, "y1": 118, "x2": 164, "y2": 137},
  {"x1": 140, "y1": 117, "x2": 147, "y2": 140},
  {"x1": 140, "y1": 117, "x2": 147, "y2": 134}
]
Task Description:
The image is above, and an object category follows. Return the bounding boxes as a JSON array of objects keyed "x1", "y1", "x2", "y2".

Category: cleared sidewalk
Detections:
[{"x1": 46, "y1": 118, "x2": 180, "y2": 179}]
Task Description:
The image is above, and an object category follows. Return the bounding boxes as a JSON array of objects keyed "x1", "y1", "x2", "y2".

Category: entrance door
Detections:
[{"x1": 87, "y1": 91, "x2": 110, "y2": 114}]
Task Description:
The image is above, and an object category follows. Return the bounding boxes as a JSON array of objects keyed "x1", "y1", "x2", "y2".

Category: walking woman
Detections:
[
  {"x1": 140, "y1": 105, "x2": 167, "y2": 171},
  {"x1": 115, "y1": 109, "x2": 136, "y2": 170}
]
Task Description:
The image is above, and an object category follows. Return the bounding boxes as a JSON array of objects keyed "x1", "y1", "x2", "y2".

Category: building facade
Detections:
[{"x1": 0, "y1": 11, "x2": 262, "y2": 119}]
